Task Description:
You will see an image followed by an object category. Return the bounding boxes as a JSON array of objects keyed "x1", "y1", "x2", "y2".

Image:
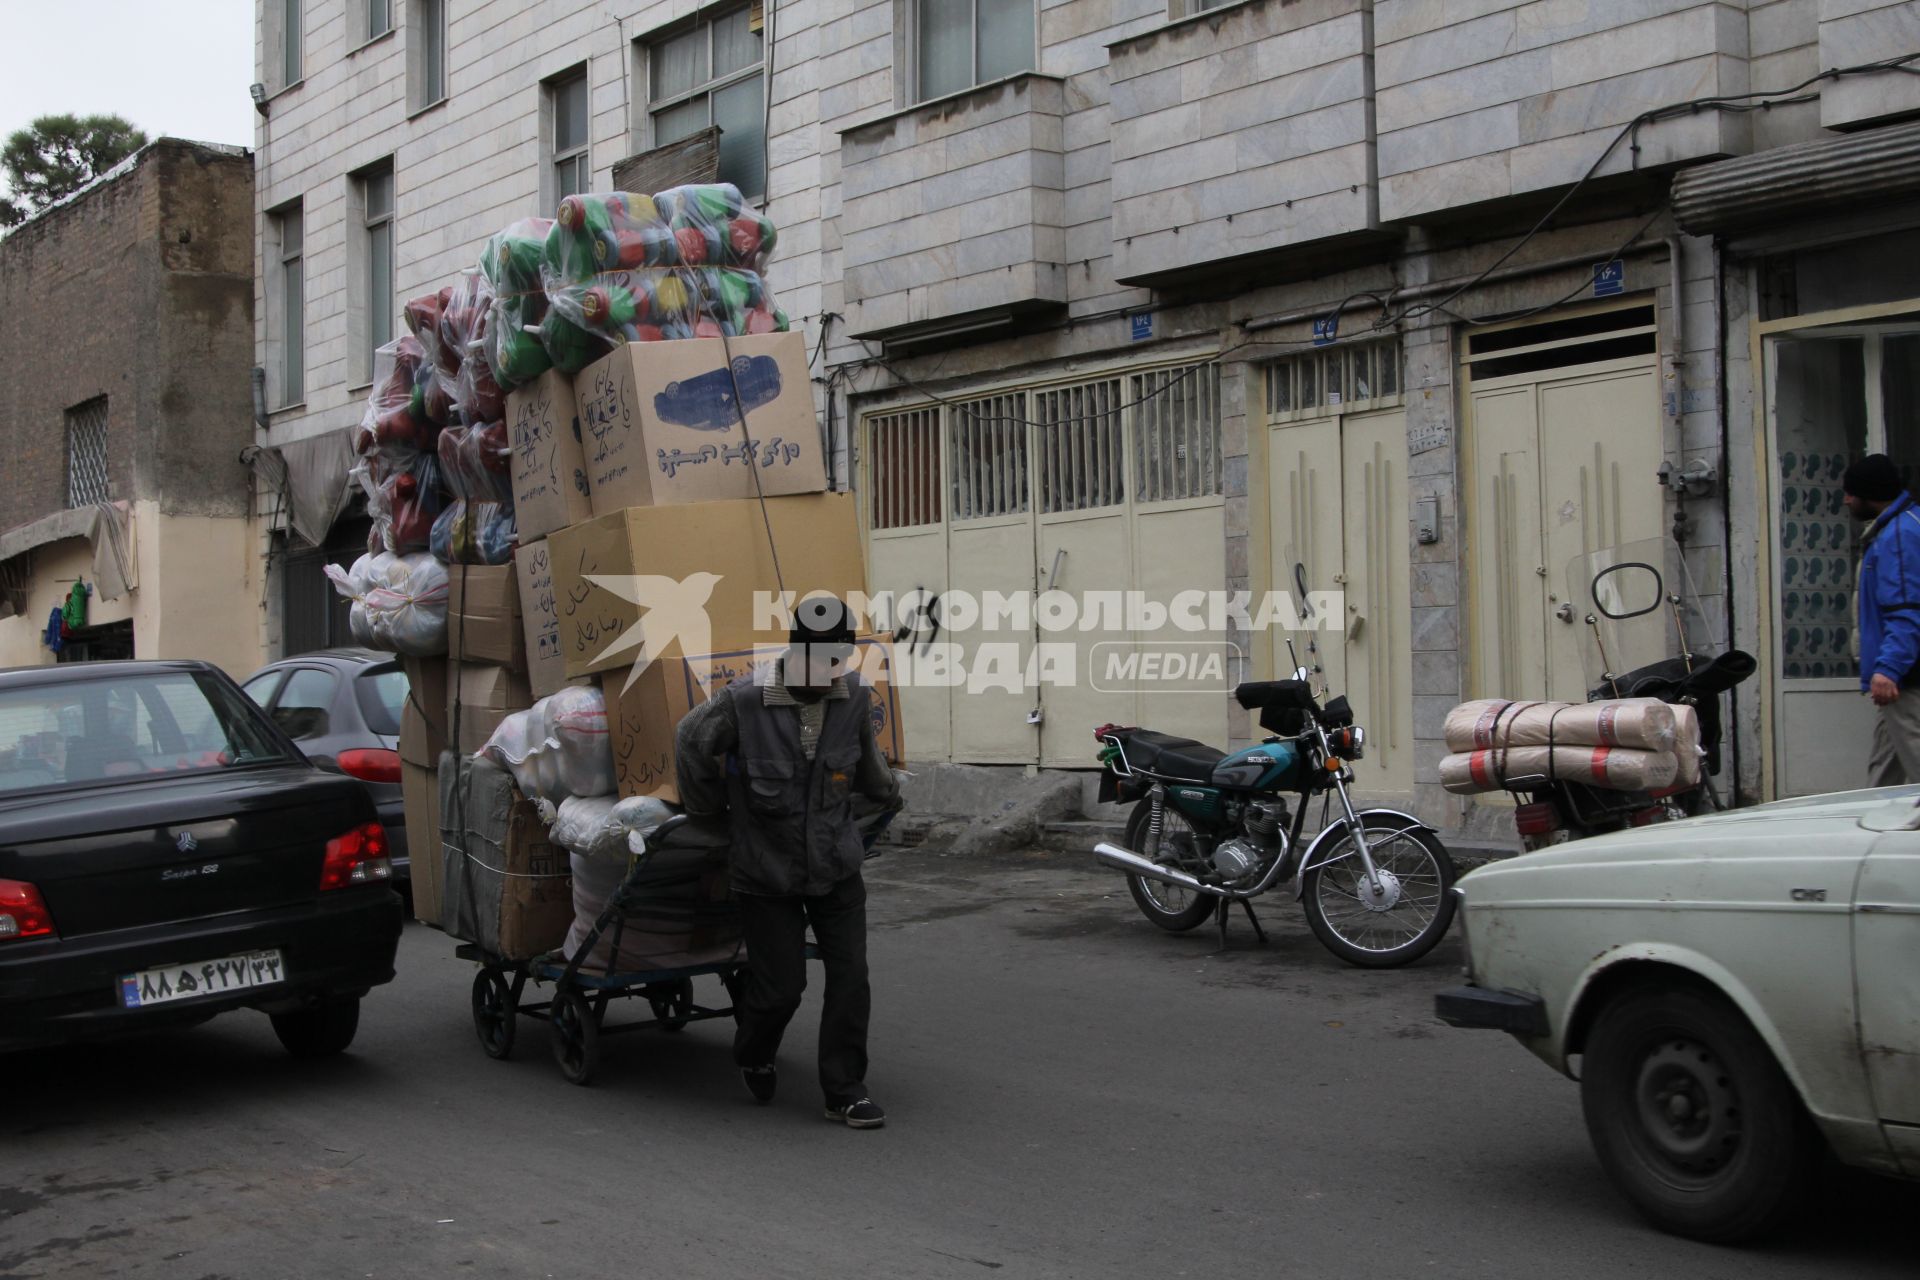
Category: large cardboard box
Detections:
[
  {"x1": 576, "y1": 331, "x2": 827, "y2": 512},
  {"x1": 399, "y1": 655, "x2": 449, "y2": 767},
  {"x1": 402, "y1": 757, "x2": 442, "y2": 926},
  {"x1": 550, "y1": 492, "x2": 865, "y2": 681},
  {"x1": 600, "y1": 634, "x2": 905, "y2": 803},
  {"x1": 507, "y1": 369, "x2": 593, "y2": 540},
  {"x1": 446, "y1": 564, "x2": 524, "y2": 669},
  {"x1": 438, "y1": 754, "x2": 573, "y2": 962},
  {"x1": 450, "y1": 662, "x2": 535, "y2": 756},
  {"x1": 515, "y1": 537, "x2": 584, "y2": 700}
]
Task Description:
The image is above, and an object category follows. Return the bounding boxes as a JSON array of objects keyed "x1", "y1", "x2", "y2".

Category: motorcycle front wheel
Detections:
[
  {"x1": 1301, "y1": 818, "x2": 1456, "y2": 968},
  {"x1": 1122, "y1": 799, "x2": 1218, "y2": 932}
]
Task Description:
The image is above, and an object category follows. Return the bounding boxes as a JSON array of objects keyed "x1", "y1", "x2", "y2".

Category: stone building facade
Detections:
[
  {"x1": 0, "y1": 139, "x2": 260, "y2": 677},
  {"x1": 253, "y1": 0, "x2": 1920, "y2": 834}
]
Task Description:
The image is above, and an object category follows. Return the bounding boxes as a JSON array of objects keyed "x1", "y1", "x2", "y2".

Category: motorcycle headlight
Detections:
[{"x1": 1329, "y1": 725, "x2": 1366, "y2": 760}]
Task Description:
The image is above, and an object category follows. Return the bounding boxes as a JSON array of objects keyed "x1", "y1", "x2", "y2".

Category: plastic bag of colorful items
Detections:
[
  {"x1": 351, "y1": 448, "x2": 447, "y2": 556},
  {"x1": 538, "y1": 184, "x2": 788, "y2": 370},
  {"x1": 351, "y1": 335, "x2": 441, "y2": 462},
  {"x1": 325, "y1": 551, "x2": 450, "y2": 656},
  {"x1": 402, "y1": 288, "x2": 459, "y2": 425},
  {"x1": 429, "y1": 421, "x2": 516, "y2": 565},
  {"x1": 479, "y1": 218, "x2": 555, "y2": 389},
  {"x1": 441, "y1": 270, "x2": 506, "y2": 423}
]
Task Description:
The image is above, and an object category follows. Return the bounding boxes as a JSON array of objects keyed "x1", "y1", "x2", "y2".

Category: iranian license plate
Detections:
[{"x1": 119, "y1": 949, "x2": 286, "y2": 1009}]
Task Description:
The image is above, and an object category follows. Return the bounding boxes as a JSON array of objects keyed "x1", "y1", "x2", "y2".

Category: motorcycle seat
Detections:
[{"x1": 1120, "y1": 729, "x2": 1227, "y2": 781}]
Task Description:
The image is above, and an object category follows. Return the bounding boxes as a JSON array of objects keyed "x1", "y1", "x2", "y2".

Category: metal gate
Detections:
[{"x1": 863, "y1": 359, "x2": 1227, "y2": 766}]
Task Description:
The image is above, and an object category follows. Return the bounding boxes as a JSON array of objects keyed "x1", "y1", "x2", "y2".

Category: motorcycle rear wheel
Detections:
[
  {"x1": 1301, "y1": 819, "x2": 1456, "y2": 968},
  {"x1": 1123, "y1": 799, "x2": 1217, "y2": 932}
]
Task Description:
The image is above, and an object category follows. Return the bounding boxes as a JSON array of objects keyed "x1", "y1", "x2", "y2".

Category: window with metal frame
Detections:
[
  {"x1": 276, "y1": 204, "x2": 304, "y2": 406},
  {"x1": 410, "y1": 0, "x2": 447, "y2": 110},
  {"x1": 949, "y1": 393, "x2": 1028, "y2": 520},
  {"x1": 550, "y1": 71, "x2": 591, "y2": 202},
  {"x1": 365, "y1": 0, "x2": 391, "y2": 42},
  {"x1": 1133, "y1": 363, "x2": 1220, "y2": 503},
  {"x1": 1265, "y1": 337, "x2": 1400, "y2": 419},
  {"x1": 646, "y1": 7, "x2": 765, "y2": 197},
  {"x1": 282, "y1": 0, "x2": 303, "y2": 87},
  {"x1": 360, "y1": 164, "x2": 395, "y2": 373},
  {"x1": 917, "y1": 0, "x2": 1035, "y2": 102},
  {"x1": 1034, "y1": 379, "x2": 1124, "y2": 513},
  {"x1": 65, "y1": 397, "x2": 109, "y2": 508},
  {"x1": 868, "y1": 407, "x2": 943, "y2": 530}
]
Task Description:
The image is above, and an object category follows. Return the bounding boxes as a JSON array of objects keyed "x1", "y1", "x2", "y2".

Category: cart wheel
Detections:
[
  {"x1": 471, "y1": 969, "x2": 516, "y2": 1060},
  {"x1": 550, "y1": 990, "x2": 601, "y2": 1086},
  {"x1": 649, "y1": 978, "x2": 695, "y2": 1032}
]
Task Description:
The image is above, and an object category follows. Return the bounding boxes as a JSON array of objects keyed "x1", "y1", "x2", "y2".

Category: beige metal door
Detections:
[
  {"x1": 864, "y1": 407, "x2": 952, "y2": 761},
  {"x1": 1464, "y1": 318, "x2": 1663, "y2": 704},
  {"x1": 1267, "y1": 408, "x2": 1413, "y2": 795}
]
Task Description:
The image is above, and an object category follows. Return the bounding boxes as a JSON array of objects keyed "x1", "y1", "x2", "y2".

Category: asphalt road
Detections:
[{"x1": 2, "y1": 846, "x2": 1913, "y2": 1279}]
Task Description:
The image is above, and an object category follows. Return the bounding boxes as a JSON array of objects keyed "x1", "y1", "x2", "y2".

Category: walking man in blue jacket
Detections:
[{"x1": 1845, "y1": 454, "x2": 1920, "y2": 785}]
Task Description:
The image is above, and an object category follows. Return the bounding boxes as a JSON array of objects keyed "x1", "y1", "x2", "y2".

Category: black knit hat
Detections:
[
  {"x1": 1843, "y1": 454, "x2": 1906, "y2": 503},
  {"x1": 789, "y1": 597, "x2": 857, "y2": 648}
]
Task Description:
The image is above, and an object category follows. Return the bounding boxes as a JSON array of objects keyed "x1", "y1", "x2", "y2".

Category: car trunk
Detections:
[{"x1": 0, "y1": 765, "x2": 371, "y2": 938}]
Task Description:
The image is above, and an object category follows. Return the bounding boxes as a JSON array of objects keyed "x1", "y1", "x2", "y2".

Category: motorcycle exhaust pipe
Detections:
[{"x1": 1094, "y1": 842, "x2": 1231, "y2": 899}]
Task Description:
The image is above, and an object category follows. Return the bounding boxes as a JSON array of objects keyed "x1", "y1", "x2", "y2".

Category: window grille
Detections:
[
  {"x1": 868, "y1": 407, "x2": 943, "y2": 530},
  {"x1": 66, "y1": 398, "x2": 109, "y2": 508},
  {"x1": 949, "y1": 393, "x2": 1028, "y2": 520},
  {"x1": 1265, "y1": 337, "x2": 1401, "y2": 418},
  {"x1": 1035, "y1": 379, "x2": 1124, "y2": 513},
  {"x1": 1133, "y1": 363, "x2": 1220, "y2": 503}
]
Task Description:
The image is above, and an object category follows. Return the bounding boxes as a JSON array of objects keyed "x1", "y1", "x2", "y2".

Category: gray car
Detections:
[{"x1": 242, "y1": 650, "x2": 411, "y2": 893}]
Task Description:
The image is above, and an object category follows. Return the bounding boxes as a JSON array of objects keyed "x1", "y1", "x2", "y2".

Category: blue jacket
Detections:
[{"x1": 1859, "y1": 492, "x2": 1920, "y2": 690}]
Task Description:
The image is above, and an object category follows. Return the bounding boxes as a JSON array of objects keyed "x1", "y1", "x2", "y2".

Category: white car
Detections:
[{"x1": 1437, "y1": 785, "x2": 1920, "y2": 1242}]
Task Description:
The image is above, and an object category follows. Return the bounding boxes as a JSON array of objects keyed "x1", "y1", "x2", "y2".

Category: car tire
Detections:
[
  {"x1": 270, "y1": 996, "x2": 362, "y2": 1059},
  {"x1": 1580, "y1": 983, "x2": 1817, "y2": 1243}
]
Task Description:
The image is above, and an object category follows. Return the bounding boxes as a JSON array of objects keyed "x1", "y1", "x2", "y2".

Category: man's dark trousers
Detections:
[{"x1": 733, "y1": 870, "x2": 869, "y2": 1105}]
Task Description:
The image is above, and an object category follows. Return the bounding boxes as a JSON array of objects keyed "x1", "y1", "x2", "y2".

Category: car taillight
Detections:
[
  {"x1": 320, "y1": 822, "x2": 393, "y2": 891},
  {"x1": 0, "y1": 879, "x2": 56, "y2": 941},
  {"x1": 1513, "y1": 802, "x2": 1562, "y2": 837},
  {"x1": 337, "y1": 748, "x2": 403, "y2": 784}
]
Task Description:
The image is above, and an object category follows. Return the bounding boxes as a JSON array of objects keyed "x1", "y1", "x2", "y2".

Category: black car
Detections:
[
  {"x1": 0, "y1": 660, "x2": 403, "y2": 1056},
  {"x1": 242, "y1": 649, "x2": 411, "y2": 890}
]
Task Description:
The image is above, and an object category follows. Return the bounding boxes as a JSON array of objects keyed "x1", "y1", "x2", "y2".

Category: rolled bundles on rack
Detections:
[{"x1": 1444, "y1": 697, "x2": 1678, "y2": 754}]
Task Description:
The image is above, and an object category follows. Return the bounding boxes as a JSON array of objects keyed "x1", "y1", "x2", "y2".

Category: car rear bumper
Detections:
[
  {"x1": 1435, "y1": 985, "x2": 1550, "y2": 1037},
  {"x1": 0, "y1": 888, "x2": 403, "y2": 1051}
]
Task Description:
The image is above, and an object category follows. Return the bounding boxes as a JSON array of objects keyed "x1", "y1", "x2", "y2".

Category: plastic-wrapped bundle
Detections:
[
  {"x1": 544, "y1": 794, "x2": 675, "y2": 860},
  {"x1": 1443, "y1": 698, "x2": 1679, "y2": 754},
  {"x1": 437, "y1": 421, "x2": 513, "y2": 504},
  {"x1": 1438, "y1": 745, "x2": 1680, "y2": 795},
  {"x1": 373, "y1": 453, "x2": 447, "y2": 555},
  {"x1": 560, "y1": 847, "x2": 742, "y2": 976},
  {"x1": 429, "y1": 499, "x2": 516, "y2": 565},
  {"x1": 324, "y1": 551, "x2": 449, "y2": 656},
  {"x1": 479, "y1": 685, "x2": 614, "y2": 799},
  {"x1": 547, "y1": 185, "x2": 777, "y2": 278},
  {"x1": 352, "y1": 336, "x2": 441, "y2": 460},
  {"x1": 442, "y1": 272, "x2": 505, "y2": 422},
  {"x1": 540, "y1": 185, "x2": 788, "y2": 360},
  {"x1": 480, "y1": 217, "x2": 555, "y2": 388}
]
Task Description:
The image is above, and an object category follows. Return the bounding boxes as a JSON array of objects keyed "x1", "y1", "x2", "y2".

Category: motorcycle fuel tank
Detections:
[{"x1": 1211, "y1": 742, "x2": 1302, "y2": 790}]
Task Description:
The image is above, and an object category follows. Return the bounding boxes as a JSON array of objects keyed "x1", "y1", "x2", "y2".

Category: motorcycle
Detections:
[
  {"x1": 1091, "y1": 647, "x2": 1457, "y2": 968},
  {"x1": 1501, "y1": 538, "x2": 1756, "y2": 850}
]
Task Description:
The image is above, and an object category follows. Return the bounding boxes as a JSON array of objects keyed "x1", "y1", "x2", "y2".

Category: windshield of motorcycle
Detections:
[{"x1": 1564, "y1": 536, "x2": 1713, "y2": 696}]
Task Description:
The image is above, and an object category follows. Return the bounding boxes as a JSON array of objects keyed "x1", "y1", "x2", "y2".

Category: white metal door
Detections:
[
  {"x1": 1267, "y1": 408, "x2": 1413, "y2": 795},
  {"x1": 864, "y1": 407, "x2": 952, "y2": 761}
]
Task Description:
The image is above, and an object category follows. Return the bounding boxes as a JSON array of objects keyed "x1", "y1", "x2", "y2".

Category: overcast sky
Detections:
[{"x1": 1, "y1": 1, "x2": 255, "y2": 178}]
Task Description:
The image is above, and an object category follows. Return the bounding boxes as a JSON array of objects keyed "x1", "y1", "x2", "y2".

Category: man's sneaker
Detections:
[
  {"x1": 825, "y1": 1098, "x2": 886, "y2": 1129},
  {"x1": 741, "y1": 1065, "x2": 777, "y2": 1105}
]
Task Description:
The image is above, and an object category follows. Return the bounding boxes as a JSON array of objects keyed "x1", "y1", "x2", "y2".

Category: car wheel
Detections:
[
  {"x1": 270, "y1": 996, "x2": 362, "y2": 1059},
  {"x1": 1580, "y1": 984, "x2": 1817, "y2": 1242}
]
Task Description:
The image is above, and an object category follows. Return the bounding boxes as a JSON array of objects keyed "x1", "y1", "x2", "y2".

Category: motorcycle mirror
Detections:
[{"x1": 1591, "y1": 561, "x2": 1664, "y2": 621}]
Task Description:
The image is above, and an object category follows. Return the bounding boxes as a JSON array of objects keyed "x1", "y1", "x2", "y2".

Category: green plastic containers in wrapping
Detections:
[{"x1": 480, "y1": 217, "x2": 556, "y2": 389}]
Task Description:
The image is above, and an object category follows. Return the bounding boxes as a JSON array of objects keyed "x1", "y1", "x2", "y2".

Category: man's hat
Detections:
[
  {"x1": 1844, "y1": 453, "x2": 1906, "y2": 503},
  {"x1": 789, "y1": 597, "x2": 856, "y2": 648}
]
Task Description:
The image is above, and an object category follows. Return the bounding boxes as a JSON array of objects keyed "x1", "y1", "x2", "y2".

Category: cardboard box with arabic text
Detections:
[
  {"x1": 576, "y1": 331, "x2": 826, "y2": 512},
  {"x1": 508, "y1": 369, "x2": 594, "y2": 541},
  {"x1": 548, "y1": 492, "x2": 865, "y2": 681}
]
